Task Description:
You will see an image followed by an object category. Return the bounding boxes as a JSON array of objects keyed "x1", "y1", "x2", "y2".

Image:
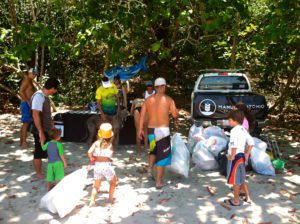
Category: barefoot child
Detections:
[
  {"x1": 224, "y1": 110, "x2": 254, "y2": 206},
  {"x1": 42, "y1": 128, "x2": 67, "y2": 191},
  {"x1": 88, "y1": 123, "x2": 117, "y2": 207}
]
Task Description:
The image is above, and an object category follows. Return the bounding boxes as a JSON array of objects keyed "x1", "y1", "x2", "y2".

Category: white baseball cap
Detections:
[
  {"x1": 102, "y1": 80, "x2": 111, "y2": 88},
  {"x1": 154, "y1": 77, "x2": 166, "y2": 87}
]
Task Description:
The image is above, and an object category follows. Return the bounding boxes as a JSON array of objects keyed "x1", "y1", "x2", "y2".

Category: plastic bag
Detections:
[
  {"x1": 187, "y1": 125, "x2": 204, "y2": 153},
  {"x1": 253, "y1": 137, "x2": 268, "y2": 152},
  {"x1": 192, "y1": 141, "x2": 219, "y2": 171},
  {"x1": 167, "y1": 133, "x2": 190, "y2": 178},
  {"x1": 40, "y1": 168, "x2": 88, "y2": 218},
  {"x1": 250, "y1": 147, "x2": 275, "y2": 176},
  {"x1": 203, "y1": 126, "x2": 226, "y2": 139},
  {"x1": 207, "y1": 136, "x2": 228, "y2": 157}
]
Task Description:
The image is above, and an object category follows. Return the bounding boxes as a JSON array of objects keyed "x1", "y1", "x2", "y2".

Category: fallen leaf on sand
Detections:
[
  {"x1": 207, "y1": 186, "x2": 217, "y2": 195},
  {"x1": 288, "y1": 208, "x2": 296, "y2": 213},
  {"x1": 5, "y1": 140, "x2": 13, "y2": 144},
  {"x1": 8, "y1": 195, "x2": 16, "y2": 199},
  {"x1": 220, "y1": 202, "x2": 231, "y2": 211},
  {"x1": 280, "y1": 189, "x2": 296, "y2": 200},
  {"x1": 32, "y1": 186, "x2": 38, "y2": 191},
  {"x1": 75, "y1": 204, "x2": 85, "y2": 209},
  {"x1": 136, "y1": 202, "x2": 145, "y2": 208},
  {"x1": 136, "y1": 167, "x2": 147, "y2": 174},
  {"x1": 159, "y1": 198, "x2": 171, "y2": 204},
  {"x1": 230, "y1": 214, "x2": 236, "y2": 219},
  {"x1": 129, "y1": 155, "x2": 138, "y2": 162}
]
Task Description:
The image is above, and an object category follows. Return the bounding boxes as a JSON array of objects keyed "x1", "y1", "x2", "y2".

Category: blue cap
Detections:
[{"x1": 146, "y1": 81, "x2": 153, "y2": 86}]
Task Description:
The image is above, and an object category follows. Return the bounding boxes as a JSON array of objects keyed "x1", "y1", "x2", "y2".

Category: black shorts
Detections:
[{"x1": 33, "y1": 132, "x2": 49, "y2": 159}]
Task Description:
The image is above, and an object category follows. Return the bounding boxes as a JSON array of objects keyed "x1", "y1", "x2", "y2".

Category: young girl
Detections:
[
  {"x1": 88, "y1": 123, "x2": 117, "y2": 207},
  {"x1": 130, "y1": 97, "x2": 149, "y2": 155},
  {"x1": 42, "y1": 128, "x2": 67, "y2": 191},
  {"x1": 234, "y1": 102, "x2": 256, "y2": 133}
]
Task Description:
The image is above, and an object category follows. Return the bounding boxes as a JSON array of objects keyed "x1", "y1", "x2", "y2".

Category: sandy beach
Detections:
[{"x1": 0, "y1": 113, "x2": 299, "y2": 224}]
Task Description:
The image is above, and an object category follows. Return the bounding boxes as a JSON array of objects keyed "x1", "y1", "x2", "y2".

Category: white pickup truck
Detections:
[{"x1": 191, "y1": 69, "x2": 268, "y2": 129}]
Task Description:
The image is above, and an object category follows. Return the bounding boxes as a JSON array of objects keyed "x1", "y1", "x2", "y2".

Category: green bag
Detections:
[{"x1": 272, "y1": 159, "x2": 285, "y2": 170}]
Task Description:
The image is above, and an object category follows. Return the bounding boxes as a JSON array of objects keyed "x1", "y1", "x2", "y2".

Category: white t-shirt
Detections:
[
  {"x1": 31, "y1": 90, "x2": 46, "y2": 112},
  {"x1": 228, "y1": 125, "x2": 254, "y2": 155},
  {"x1": 145, "y1": 90, "x2": 155, "y2": 99}
]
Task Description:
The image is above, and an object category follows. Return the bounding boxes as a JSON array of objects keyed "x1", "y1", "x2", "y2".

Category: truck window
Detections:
[{"x1": 198, "y1": 76, "x2": 249, "y2": 90}]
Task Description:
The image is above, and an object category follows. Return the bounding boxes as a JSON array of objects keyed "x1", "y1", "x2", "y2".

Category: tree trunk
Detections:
[
  {"x1": 230, "y1": 12, "x2": 240, "y2": 68},
  {"x1": 7, "y1": 0, "x2": 17, "y2": 27},
  {"x1": 199, "y1": 2, "x2": 213, "y2": 66},
  {"x1": 0, "y1": 83, "x2": 21, "y2": 100},
  {"x1": 40, "y1": 0, "x2": 51, "y2": 77},
  {"x1": 29, "y1": 0, "x2": 39, "y2": 70},
  {"x1": 268, "y1": 47, "x2": 300, "y2": 114}
]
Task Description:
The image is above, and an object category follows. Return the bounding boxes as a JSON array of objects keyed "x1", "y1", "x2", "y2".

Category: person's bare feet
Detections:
[
  {"x1": 89, "y1": 201, "x2": 97, "y2": 207},
  {"x1": 36, "y1": 173, "x2": 44, "y2": 179},
  {"x1": 20, "y1": 143, "x2": 28, "y2": 149},
  {"x1": 104, "y1": 198, "x2": 116, "y2": 206}
]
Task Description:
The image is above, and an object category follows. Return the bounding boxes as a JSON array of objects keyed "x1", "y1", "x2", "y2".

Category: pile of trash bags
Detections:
[
  {"x1": 250, "y1": 137, "x2": 275, "y2": 176},
  {"x1": 167, "y1": 133, "x2": 190, "y2": 178},
  {"x1": 40, "y1": 168, "x2": 88, "y2": 218},
  {"x1": 188, "y1": 125, "x2": 228, "y2": 171}
]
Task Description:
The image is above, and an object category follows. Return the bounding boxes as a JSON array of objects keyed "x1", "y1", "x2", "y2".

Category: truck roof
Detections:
[{"x1": 199, "y1": 69, "x2": 246, "y2": 73}]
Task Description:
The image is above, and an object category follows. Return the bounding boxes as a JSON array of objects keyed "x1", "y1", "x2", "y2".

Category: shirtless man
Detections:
[
  {"x1": 19, "y1": 68, "x2": 38, "y2": 148},
  {"x1": 139, "y1": 77, "x2": 179, "y2": 189}
]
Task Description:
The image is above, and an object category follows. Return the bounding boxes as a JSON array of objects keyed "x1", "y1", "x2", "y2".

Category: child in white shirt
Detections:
[{"x1": 225, "y1": 110, "x2": 254, "y2": 206}]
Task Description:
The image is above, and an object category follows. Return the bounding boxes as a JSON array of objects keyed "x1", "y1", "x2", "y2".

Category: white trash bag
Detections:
[
  {"x1": 203, "y1": 126, "x2": 226, "y2": 139},
  {"x1": 253, "y1": 137, "x2": 268, "y2": 152},
  {"x1": 192, "y1": 141, "x2": 219, "y2": 171},
  {"x1": 187, "y1": 125, "x2": 205, "y2": 153},
  {"x1": 250, "y1": 147, "x2": 275, "y2": 176},
  {"x1": 40, "y1": 168, "x2": 88, "y2": 218},
  {"x1": 206, "y1": 136, "x2": 228, "y2": 157},
  {"x1": 167, "y1": 133, "x2": 190, "y2": 178}
]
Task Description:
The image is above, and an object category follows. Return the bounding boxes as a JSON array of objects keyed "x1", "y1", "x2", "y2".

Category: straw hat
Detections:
[{"x1": 98, "y1": 123, "x2": 114, "y2": 139}]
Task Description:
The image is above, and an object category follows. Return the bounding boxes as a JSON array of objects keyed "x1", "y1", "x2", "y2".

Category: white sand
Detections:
[{"x1": 0, "y1": 113, "x2": 299, "y2": 224}]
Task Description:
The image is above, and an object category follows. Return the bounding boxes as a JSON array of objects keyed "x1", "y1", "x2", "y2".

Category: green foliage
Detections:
[{"x1": 0, "y1": 0, "x2": 299, "y2": 113}]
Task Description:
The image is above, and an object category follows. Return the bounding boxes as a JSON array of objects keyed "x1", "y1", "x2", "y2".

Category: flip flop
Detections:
[{"x1": 224, "y1": 199, "x2": 241, "y2": 207}]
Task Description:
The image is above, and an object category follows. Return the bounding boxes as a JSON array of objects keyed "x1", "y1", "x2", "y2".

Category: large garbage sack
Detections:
[
  {"x1": 187, "y1": 125, "x2": 204, "y2": 153},
  {"x1": 253, "y1": 137, "x2": 268, "y2": 152},
  {"x1": 250, "y1": 147, "x2": 275, "y2": 176},
  {"x1": 192, "y1": 141, "x2": 219, "y2": 171},
  {"x1": 217, "y1": 149, "x2": 228, "y2": 176},
  {"x1": 40, "y1": 168, "x2": 88, "y2": 218},
  {"x1": 203, "y1": 126, "x2": 226, "y2": 139},
  {"x1": 206, "y1": 136, "x2": 228, "y2": 157},
  {"x1": 167, "y1": 133, "x2": 190, "y2": 178}
]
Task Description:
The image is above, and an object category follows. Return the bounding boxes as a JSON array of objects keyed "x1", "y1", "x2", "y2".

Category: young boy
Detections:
[
  {"x1": 225, "y1": 110, "x2": 254, "y2": 206},
  {"x1": 42, "y1": 128, "x2": 67, "y2": 191}
]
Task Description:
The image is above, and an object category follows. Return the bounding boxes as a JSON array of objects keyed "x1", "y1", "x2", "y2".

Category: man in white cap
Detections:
[
  {"x1": 139, "y1": 77, "x2": 179, "y2": 189},
  {"x1": 96, "y1": 76, "x2": 121, "y2": 145},
  {"x1": 19, "y1": 68, "x2": 38, "y2": 148}
]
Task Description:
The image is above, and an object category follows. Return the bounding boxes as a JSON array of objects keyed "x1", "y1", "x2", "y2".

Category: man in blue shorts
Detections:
[{"x1": 19, "y1": 68, "x2": 37, "y2": 148}]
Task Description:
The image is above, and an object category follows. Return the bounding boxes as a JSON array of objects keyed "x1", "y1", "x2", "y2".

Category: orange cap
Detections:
[{"x1": 98, "y1": 123, "x2": 114, "y2": 139}]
